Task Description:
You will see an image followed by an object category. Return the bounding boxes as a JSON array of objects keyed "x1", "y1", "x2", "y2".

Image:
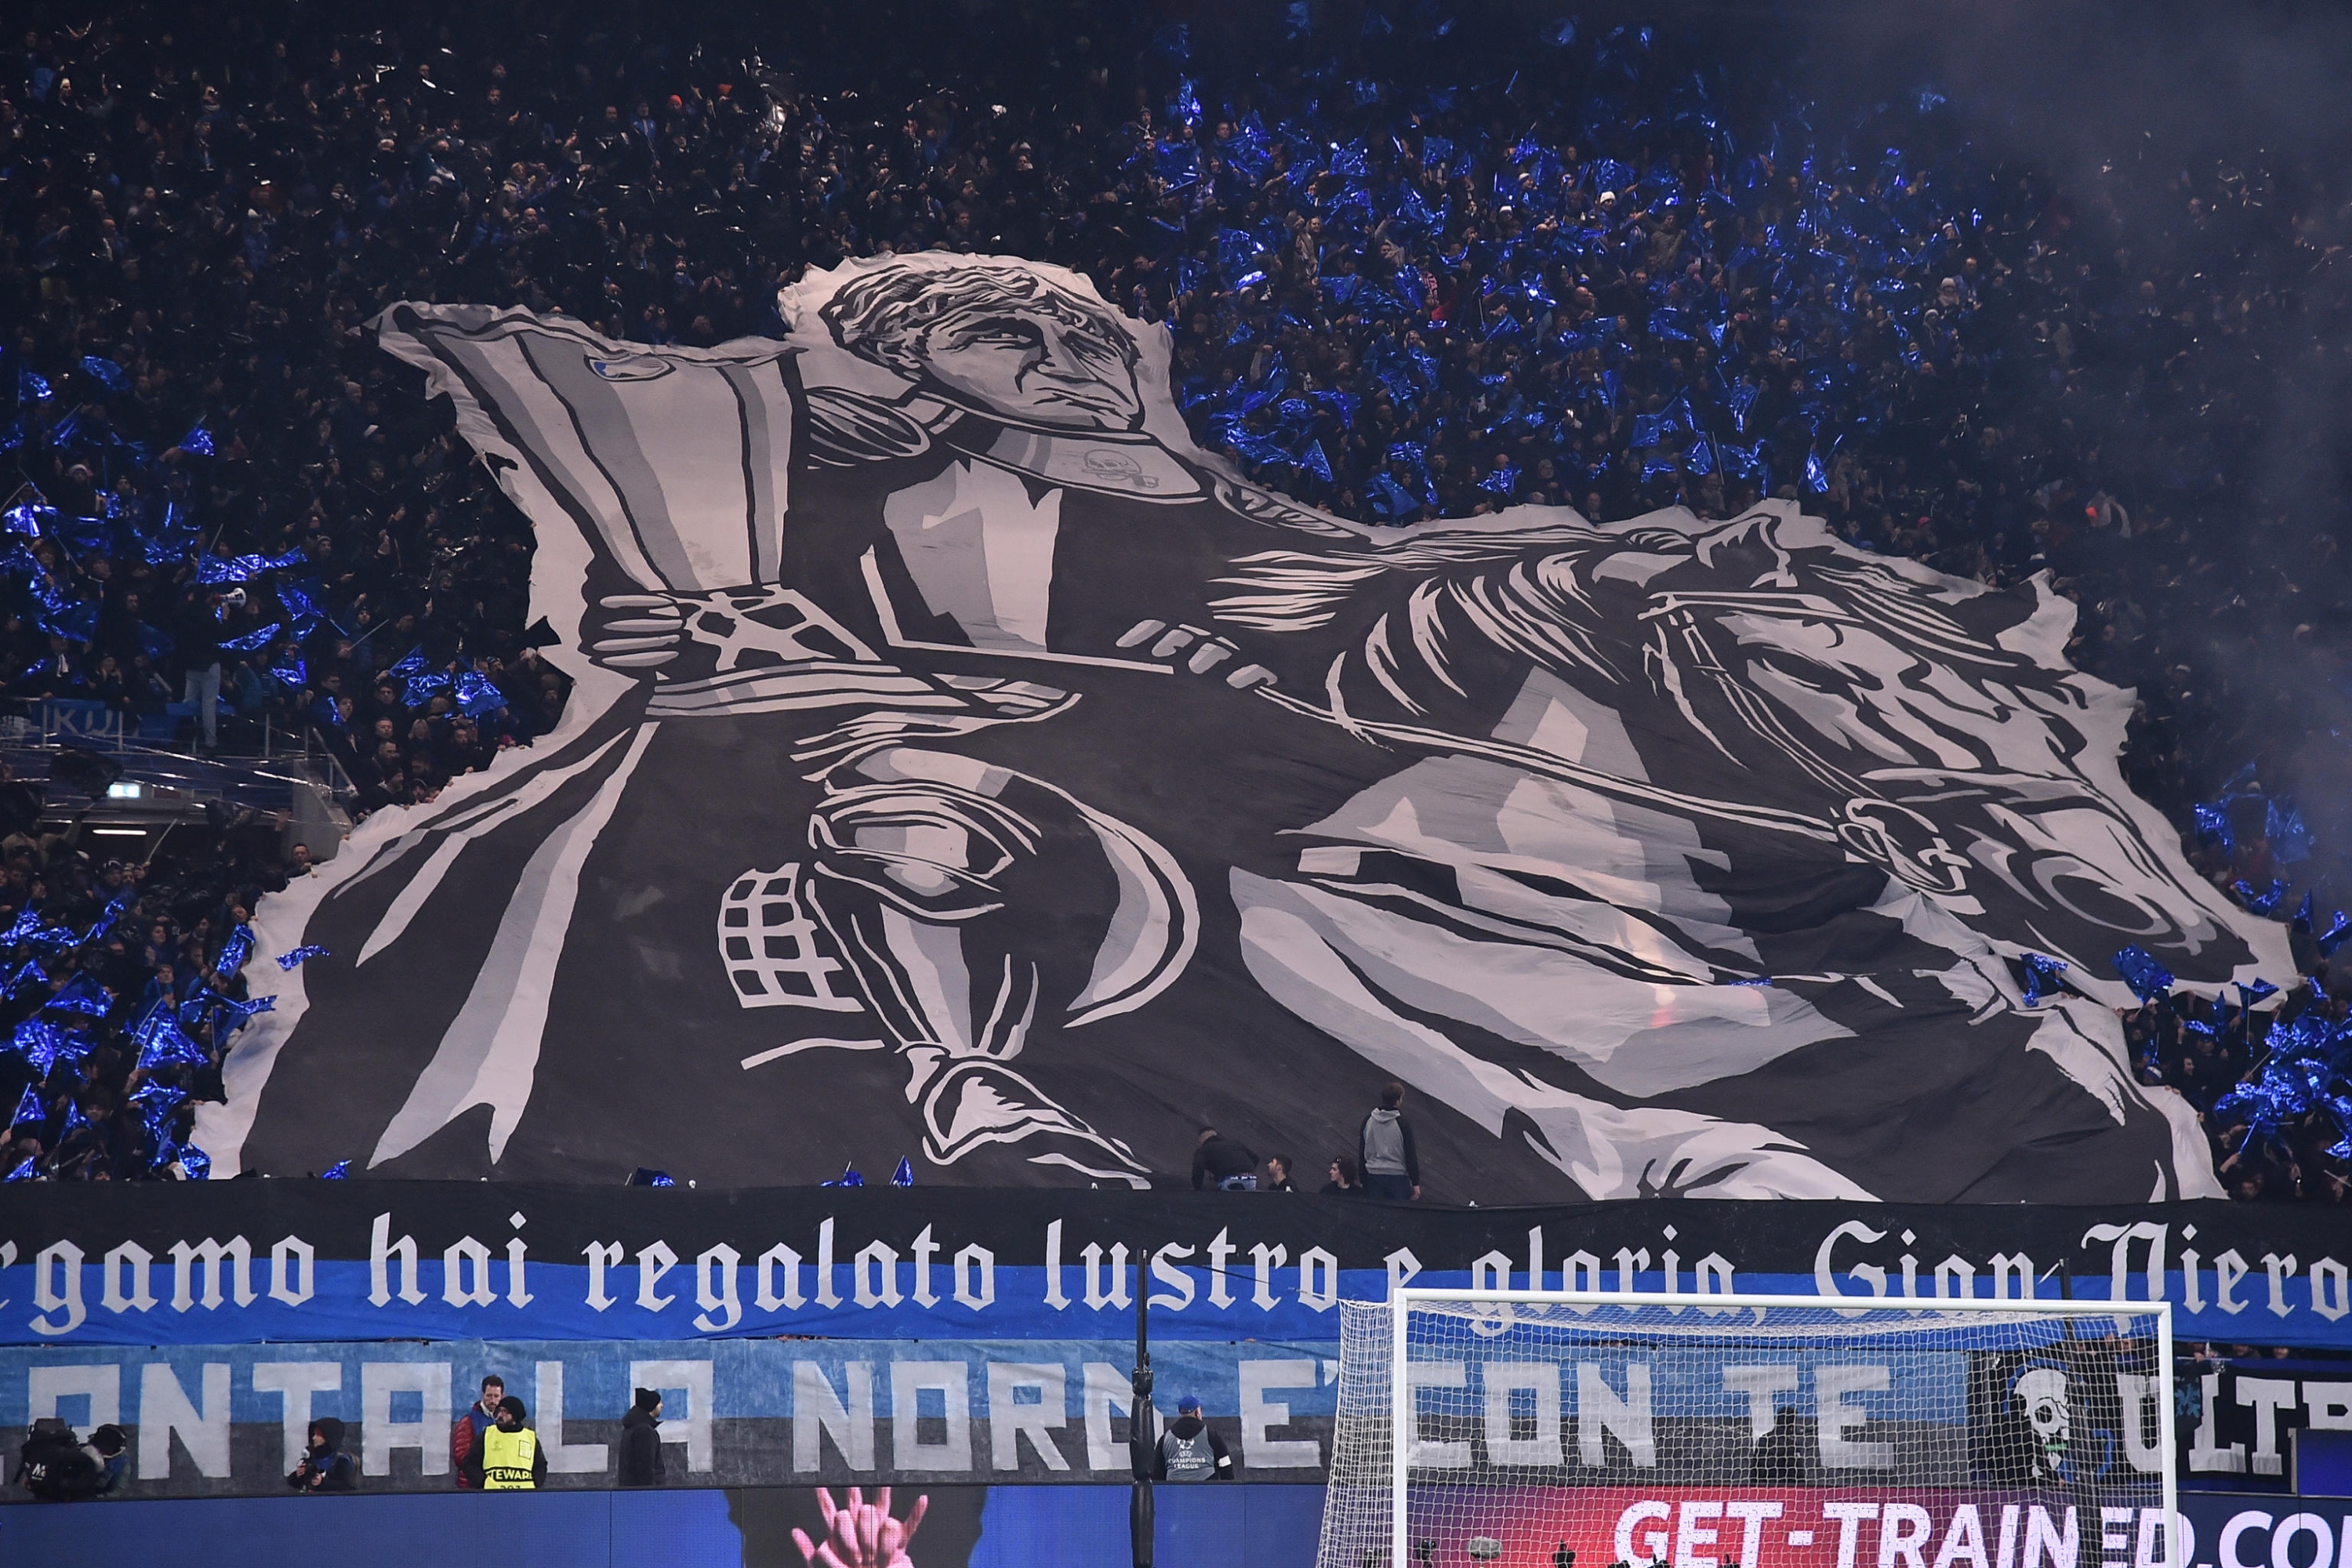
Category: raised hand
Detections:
[{"x1": 793, "y1": 1485, "x2": 930, "y2": 1568}]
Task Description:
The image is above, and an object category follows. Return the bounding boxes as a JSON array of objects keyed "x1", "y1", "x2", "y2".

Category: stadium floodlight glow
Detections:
[{"x1": 1317, "y1": 1288, "x2": 2176, "y2": 1568}]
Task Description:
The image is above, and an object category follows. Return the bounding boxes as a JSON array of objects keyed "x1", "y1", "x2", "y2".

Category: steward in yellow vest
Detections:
[{"x1": 462, "y1": 1396, "x2": 548, "y2": 1490}]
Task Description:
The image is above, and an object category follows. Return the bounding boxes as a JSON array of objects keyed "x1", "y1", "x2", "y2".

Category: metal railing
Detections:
[{"x1": 0, "y1": 696, "x2": 361, "y2": 811}]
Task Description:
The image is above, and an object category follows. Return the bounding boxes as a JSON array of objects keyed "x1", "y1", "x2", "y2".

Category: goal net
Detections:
[{"x1": 1318, "y1": 1290, "x2": 2175, "y2": 1568}]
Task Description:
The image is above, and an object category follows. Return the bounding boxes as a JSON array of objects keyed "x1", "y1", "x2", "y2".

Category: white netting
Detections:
[{"x1": 1318, "y1": 1296, "x2": 2173, "y2": 1568}]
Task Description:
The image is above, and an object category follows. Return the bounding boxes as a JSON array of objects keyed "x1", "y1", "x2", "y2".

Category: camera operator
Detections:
[
  {"x1": 13, "y1": 1419, "x2": 129, "y2": 1501},
  {"x1": 287, "y1": 1417, "x2": 356, "y2": 1494}
]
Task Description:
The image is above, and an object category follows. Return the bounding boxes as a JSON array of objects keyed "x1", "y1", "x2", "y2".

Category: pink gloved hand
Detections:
[{"x1": 793, "y1": 1485, "x2": 930, "y2": 1568}]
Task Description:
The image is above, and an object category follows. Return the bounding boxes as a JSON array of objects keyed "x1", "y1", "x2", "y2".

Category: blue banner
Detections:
[
  {"x1": 1, "y1": 1190, "x2": 2348, "y2": 1349},
  {"x1": 0, "y1": 1336, "x2": 1336, "y2": 1497}
]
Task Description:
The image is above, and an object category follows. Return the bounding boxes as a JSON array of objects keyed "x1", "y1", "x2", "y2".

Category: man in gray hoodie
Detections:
[{"x1": 1359, "y1": 1083, "x2": 1421, "y2": 1201}]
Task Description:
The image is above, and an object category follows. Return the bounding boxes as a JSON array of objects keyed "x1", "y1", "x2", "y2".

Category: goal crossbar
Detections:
[
  {"x1": 1373, "y1": 1287, "x2": 2177, "y2": 1568},
  {"x1": 1392, "y1": 1287, "x2": 2175, "y2": 1315}
]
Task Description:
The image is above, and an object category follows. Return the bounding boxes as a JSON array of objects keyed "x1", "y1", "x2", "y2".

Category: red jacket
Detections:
[{"x1": 452, "y1": 1403, "x2": 498, "y2": 1487}]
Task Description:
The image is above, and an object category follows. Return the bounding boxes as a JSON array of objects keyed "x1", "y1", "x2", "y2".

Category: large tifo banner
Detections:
[
  {"x1": 3, "y1": 1191, "x2": 2350, "y2": 1348},
  {"x1": 200, "y1": 252, "x2": 2290, "y2": 1203}
]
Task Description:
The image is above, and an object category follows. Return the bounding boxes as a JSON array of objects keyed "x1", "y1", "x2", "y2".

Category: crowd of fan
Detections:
[
  {"x1": 0, "y1": 756, "x2": 308, "y2": 1181},
  {"x1": 0, "y1": 0, "x2": 2343, "y2": 1187}
]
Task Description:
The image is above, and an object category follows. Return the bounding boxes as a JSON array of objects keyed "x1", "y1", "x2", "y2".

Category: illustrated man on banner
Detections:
[
  {"x1": 223, "y1": 255, "x2": 2285, "y2": 1199},
  {"x1": 330, "y1": 260, "x2": 1292, "y2": 1185}
]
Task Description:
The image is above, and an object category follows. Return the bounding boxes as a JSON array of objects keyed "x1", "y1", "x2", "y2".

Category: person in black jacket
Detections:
[
  {"x1": 461, "y1": 1397, "x2": 549, "y2": 1490},
  {"x1": 170, "y1": 590, "x2": 226, "y2": 750},
  {"x1": 618, "y1": 1388, "x2": 666, "y2": 1487},
  {"x1": 1190, "y1": 1127, "x2": 1258, "y2": 1191},
  {"x1": 1151, "y1": 1396, "x2": 1235, "y2": 1481},
  {"x1": 289, "y1": 1417, "x2": 356, "y2": 1493}
]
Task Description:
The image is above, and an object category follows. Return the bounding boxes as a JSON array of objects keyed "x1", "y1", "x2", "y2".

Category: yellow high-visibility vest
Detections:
[{"x1": 481, "y1": 1425, "x2": 539, "y2": 1490}]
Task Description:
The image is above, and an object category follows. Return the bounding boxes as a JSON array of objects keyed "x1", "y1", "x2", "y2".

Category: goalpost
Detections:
[{"x1": 1319, "y1": 1289, "x2": 2176, "y2": 1568}]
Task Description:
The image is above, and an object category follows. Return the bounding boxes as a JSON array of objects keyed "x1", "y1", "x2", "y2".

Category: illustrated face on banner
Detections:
[
  {"x1": 2010, "y1": 1366, "x2": 2071, "y2": 1479},
  {"x1": 819, "y1": 260, "x2": 1147, "y2": 432},
  {"x1": 205, "y1": 256, "x2": 2292, "y2": 1202}
]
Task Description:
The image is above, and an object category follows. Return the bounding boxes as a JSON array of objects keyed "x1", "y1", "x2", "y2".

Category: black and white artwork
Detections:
[{"x1": 204, "y1": 255, "x2": 2291, "y2": 1200}]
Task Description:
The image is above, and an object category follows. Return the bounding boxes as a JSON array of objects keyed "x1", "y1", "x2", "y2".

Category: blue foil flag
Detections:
[
  {"x1": 61, "y1": 1099, "x2": 89, "y2": 1139},
  {"x1": 892, "y1": 1157, "x2": 915, "y2": 1187},
  {"x1": 276, "y1": 577, "x2": 326, "y2": 633},
  {"x1": 2020, "y1": 953, "x2": 2068, "y2": 1007},
  {"x1": 180, "y1": 1145, "x2": 212, "y2": 1180},
  {"x1": 81, "y1": 355, "x2": 128, "y2": 393},
  {"x1": 8, "y1": 1083, "x2": 43, "y2": 1129},
  {"x1": 196, "y1": 552, "x2": 303, "y2": 585},
  {"x1": 2233, "y1": 879, "x2": 2288, "y2": 917},
  {"x1": 2111, "y1": 946, "x2": 2175, "y2": 1004},
  {"x1": 133, "y1": 1006, "x2": 209, "y2": 1069},
  {"x1": 213, "y1": 926, "x2": 254, "y2": 982},
  {"x1": 27, "y1": 923, "x2": 78, "y2": 957},
  {"x1": 404, "y1": 669, "x2": 452, "y2": 708},
  {"x1": 181, "y1": 424, "x2": 215, "y2": 456},
  {"x1": 2266, "y1": 800, "x2": 2311, "y2": 863},
  {"x1": 321, "y1": 1160, "x2": 351, "y2": 1179},
  {"x1": 42, "y1": 973, "x2": 109, "y2": 1015},
  {"x1": 277, "y1": 945, "x2": 331, "y2": 971},
  {"x1": 13, "y1": 1018, "x2": 71, "y2": 1073},
  {"x1": 822, "y1": 1163, "x2": 866, "y2": 1188},
  {"x1": 4, "y1": 1157, "x2": 31, "y2": 1182},
  {"x1": 454, "y1": 672, "x2": 506, "y2": 717},
  {"x1": 128, "y1": 1079, "x2": 184, "y2": 1115},
  {"x1": 2319, "y1": 912, "x2": 2352, "y2": 958},
  {"x1": 219, "y1": 621, "x2": 282, "y2": 652}
]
